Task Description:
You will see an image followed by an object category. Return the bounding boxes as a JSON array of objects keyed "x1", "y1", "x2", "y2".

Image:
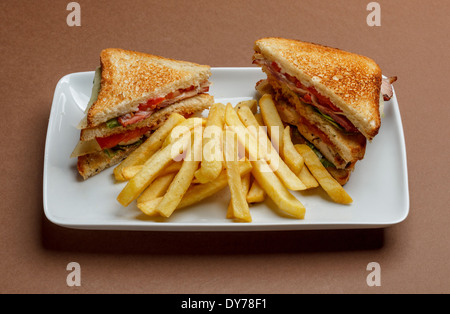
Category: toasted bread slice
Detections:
[
  {"x1": 254, "y1": 37, "x2": 382, "y2": 140},
  {"x1": 86, "y1": 48, "x2": 211, "y2": 128}
]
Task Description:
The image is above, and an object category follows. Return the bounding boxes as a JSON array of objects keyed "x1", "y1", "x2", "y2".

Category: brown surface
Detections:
[{"x1": 1, "y1": 0, "x2": 449, "y2": 294}]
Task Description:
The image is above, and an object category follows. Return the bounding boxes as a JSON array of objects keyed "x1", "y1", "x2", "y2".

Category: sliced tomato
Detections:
[
  {"x1": 139, "y1": 97, "x2": 165, "y2": 111},
  {"x1": 96, "y1": 127, "x2": 151, "y2": 149},
  {"x1": 307, "y1": 86, "x2": 342, "y2": 113}
]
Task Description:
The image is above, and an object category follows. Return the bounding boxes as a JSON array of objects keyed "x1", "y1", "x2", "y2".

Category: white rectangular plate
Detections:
[{"x1": 43, "y1": 68, "x2": 409, "y2": 231}]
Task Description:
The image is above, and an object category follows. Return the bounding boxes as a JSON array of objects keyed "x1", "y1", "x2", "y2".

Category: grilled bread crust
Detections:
[
  {"x1": 87, "y1": 48, "x2": 211, "y2": 127},
  {"x1": 80, "y1": 94, "x2": 213, "y2": 141},
  {"x1": 254, "y1": 37, "x2": 382, "y2": 140},
  {"x1": 268, "y1": 76, "x2": 366, "y2": 169}
]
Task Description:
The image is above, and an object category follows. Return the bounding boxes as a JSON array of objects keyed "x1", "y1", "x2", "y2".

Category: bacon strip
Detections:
[{"x1": 381, "y1": 76, "x2": 397, "y2": 101}]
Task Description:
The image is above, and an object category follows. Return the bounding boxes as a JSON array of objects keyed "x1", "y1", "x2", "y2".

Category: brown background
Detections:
[{"x1": 1, "y1": 0, "x2": 449, "y2": 294}]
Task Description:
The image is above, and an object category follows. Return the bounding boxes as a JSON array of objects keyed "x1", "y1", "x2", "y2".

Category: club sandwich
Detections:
[
  {"x1": 253, "y1": 37, "x2": 394, "y2": 184},
  {"x1": 72, "y1": 48, "x2": 213, "y2": 179}
]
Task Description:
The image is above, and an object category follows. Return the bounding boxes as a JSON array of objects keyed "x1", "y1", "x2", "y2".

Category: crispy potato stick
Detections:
[
  {"x1": 179, "y1": 159, "x2": 252, "y2": 210},
  {"x1": 298, "y1": 166, "x2": 319, "y2": 189},
  {"x1": 137, "y1": 172, "x2": 177, "y2": 204},
  {"x1": 137, "y1": 198, "x2": 162, "y2": 216},
  {"x1": 157, "y1": 122, "x2": 204, "y2": 218},
  {"x1": 194, "y1": 103, "x2": 225, "y2": 183},
  {"x1": 236, "y1": 106, "x2": 306, "y2": 191},
  {"x1": 121, "y1": 165, "x2": 143, "y2": 180},
  {"x1": 254, "y1": 113, "x2": 265, "y2": 127},
  {"x1": 138, "y1": 161, "x2": 252, "y2": 216},
  {"x1": 259, "y1": 94, "x2": 284, "y2": 156},
  {"x1": 246, "y1": 179, "x2": 266, "y2": 203},
  {"x1": 226, "y1": 171, "x2": 251, "y2": 219},
  {"x1": 235, "y1": 99, "x2": 258, "y2": 113},
  {"x1": 295, "y1": 144, "x2": 353, "y2": 204},
  {"x1": 225, "y1": 103, "x2": 261, "y2": 161},
  {"x1": 223, "y1": 130, "x2": 251, "y2": 222},
  {"x1": 122, "y1": 161, "x2": 183, "y2": 181},
  {"x1": 162, "y1": 118, "x2": 206, "y2": 148},
  {"x1": 117, "y1": 128, "x2": 192, "y2": 207},
  {"x1": 251, "y1": 159, "x2": 306, "y2": 219},
  {"x1": 282, "y1": 126, "x2": 305, "y2": 175},
  {"x1": 114, "y1": 113, "x2": 186, "y2": 181}
]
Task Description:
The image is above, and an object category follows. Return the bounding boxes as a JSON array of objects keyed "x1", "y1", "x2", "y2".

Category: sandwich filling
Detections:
[
  {"x1": 113, "y1": 81, "x2": 211, "y2": 128},
  {"x1": 253, "y1": 56, "x2": 359, "y2": 133}
]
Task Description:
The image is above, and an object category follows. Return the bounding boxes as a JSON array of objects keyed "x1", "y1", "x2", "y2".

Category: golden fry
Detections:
[
  {"x1": 117, "y1": 126, "x2": 192, "y2": 207},
  {"x1": 157, "y1": 121, "x2": 204, "y2": 218},
  {"x1": 121, "y1": 161, "x2": 183, "y2": 181},
  {"x1": 282, "y1": 126, "x2": 304, "y2": 175},
  {"x1": 235, "y1": 99, "x2": 258, "y2": 113},
  {"x1": 251, "y1": 159, "x2": 306, "y2": 219},
  {"x1": 295, "y1": 144, "x2": 352, "y2": 204},
  {"x1": 137, "y1": 198, "x2": 162, "y2": 216},
  {"x1": 236, "y1": 106, "x2": 306, "y2": 191},
  {"x1": 298, "y1": 166, "x2": 319, "y2": 189},
  {"x1": 254, "y1": 113, "x2": 265, "y2": 127},
  {"x1": 246, "y1": 179, "x2": 266, "y2": 203},
  {"x1": 223, "y1": 129, "x2": 251, "y2": 222},
  {"x1": 137, "y1": 173, "x2": 176, "y2": 204},
  {"x1": 194, "y1": 103, "x2": 225, "y2": 183},
  {"x1": 162, "y1": 117, "x2": 206, "y2": 148},
  {"x1": 227, "y1": 172, "x2": 251, "y2": 219},
  {"x1": 114, "y1": 113, "x2": 186, "y2": 181},
  {"x1": 137, "y1": 160, "x2": 253, "y2": 216},
  {"x1": 259, "y1": 94, "x2": 284, "y2": 156}
]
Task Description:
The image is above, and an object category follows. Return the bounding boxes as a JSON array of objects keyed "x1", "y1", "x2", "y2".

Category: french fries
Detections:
[
  {"x1": 120, "y1": 162, "x2": 182, "y2": 181},
  {"x1": 162, "y1": 117, "x2": 206, "y2": 148},
  {"x1": 254, "y1": 113, "x2": 264, "y2": 127},
  {"x1": 259, "y1": 94, "x2": 284, "y2": 156},
  {"x1": 236, "y1": 105, "x2": 307, "y2": 191},
  {"x1": 113, "y1": 112, "x2": 186, "y2": 181},
  {"x1": 194, "y1": 103, "x2": 225, "y2": 183},
  {"x1": 295, "y1": 144, "x2": 353, "y2": 204},
  {"x1": 137, "y1": 173, "x2": 176, "y2": 206},
  {"x1": 282, "y1": 126, "x2": 304, "y2": 175},
  {"x1": 224, "y1": 129, "x2": 251, "y2": 222},
  {"x1": 157, "y1": 119, "x2": 204, "y2": 218},
  {"x1": 251, "y1": 159, "x2": 305, "y2": 219},
  {"x1": 117, "y1": 121, "x2": 194, "y2": 207},
  {"x1": 298, "y1": 166, "x2": 319, "y2": 189},
  {"x1": 137, "y1": 160, "x2": 253, "y2": 216},
  {"x1": 235, "y1": 99, "x2": 258, "y2": 113},
  {"x1": 117, "y1": 96, "x2": 354, "y2": 223},
  {"x1": 227, "y1": 173, "x2": 251, "y2": 218},
  {"x1": 246, "y1": 180, "x2": 266, "y2": 203}
]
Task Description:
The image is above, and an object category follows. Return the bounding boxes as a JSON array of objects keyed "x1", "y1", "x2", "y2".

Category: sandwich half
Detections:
[
  {"x1": 253, "y1": 37, "x2": 385, "y2": 184},
  {"x1": 72, "y1": 48, "x2": 213, "y2": 179}
]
